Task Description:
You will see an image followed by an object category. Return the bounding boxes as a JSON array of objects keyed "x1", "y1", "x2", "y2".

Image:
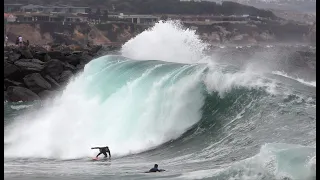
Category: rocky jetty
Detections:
[{"x1": 4, "y1": 45, "x2": 119, "y2": 102}]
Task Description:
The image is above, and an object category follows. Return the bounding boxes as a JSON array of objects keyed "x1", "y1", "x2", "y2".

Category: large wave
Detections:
[
  {"x1": 4, "y1": 21, "x2": 316, "y2": 180},
  {"x1": 3, "y1": 21, "x2": 261, "y2": 159},
  {"x1": 4, "y1": 57, "x2": 208, "y2": 158},
  {"x1": 4, "y1": 21, "x2": 211, "y2": 159}
]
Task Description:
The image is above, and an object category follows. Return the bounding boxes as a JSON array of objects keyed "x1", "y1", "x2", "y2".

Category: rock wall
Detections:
[{"x1": 4, "y1": 45, "x2": 119, "y2": 102}]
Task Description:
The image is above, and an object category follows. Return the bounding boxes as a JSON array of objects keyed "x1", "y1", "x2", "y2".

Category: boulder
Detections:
[
  {"x1": 58, "y1": 70, "x2": 73, "y2": 84},
  {"x1": 23, "y1": 73, "x2": 52, "y2": 93},
  {"x1": 4, "y1": 61, "x2": 20, "y2": 79},
  {"x1": 76, "y1": 64, "x2": 85, "y2": 70},
  {"x1": 4, "y1": 79, "x2": 25, "y2": 88},
  {"x1": 6, "y1": 86, "x2": 40, "y2": 102},
  {"x1": 33, "y1": 52, "x2": 51, "y2": 62},
  {"x1": 19, "y1": 49, "x2": 33, "y2": 59},
  {"x1": 44, "y1": 75, "x2": 61, "y2": 89},
  {"x1": 47, "y1": 51, "x2": 64, "y2": 60},
  {"x1": 8, "y1": 53, "x2": 21, "y2": 62},
  {"x1": 63, "y1": 53, "x2": 82, "y2": 66},
  {"x1": 30, "y1": 46, "x2": 48, "y2": 54},
  {"x1": 38, "y1": 90, "x2": 58, "y2": 100},
  {"x1": 14, "y1": 59, "x2": 45, "y2": 72},
  {"x1": 79, "y1": 53, "x2": 93, "y2": 65},
  {"x1": 62, "y1": 62, "x2": 77, "y2": 72},
  {"x1": 42, "y1": 59, "x2": 64, "y2": 81}
]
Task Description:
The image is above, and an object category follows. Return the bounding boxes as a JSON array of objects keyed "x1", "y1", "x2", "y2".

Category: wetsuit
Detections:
[
  {"x1": 149, "y1": 168, "x2": 161, "y2": 172},
  {"x1": 91, "y1": 146, "x2": 111, "y2": 158},
  {"x1": 148, "y1": 164, "x2": 165, "y2": 172}
]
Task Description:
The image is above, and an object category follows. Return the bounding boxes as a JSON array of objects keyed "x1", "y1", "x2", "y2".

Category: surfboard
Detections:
[
  {"x1": 91, "y1": 157, "x2": 110, "y2": 161},
  {"x1": 144, "y1": 169, "x2": 166, "y2": 173}
]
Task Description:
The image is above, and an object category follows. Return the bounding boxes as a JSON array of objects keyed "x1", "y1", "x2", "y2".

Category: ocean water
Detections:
[{"x1": 4, "y1": 21, "x2": 316, "y2": 180}]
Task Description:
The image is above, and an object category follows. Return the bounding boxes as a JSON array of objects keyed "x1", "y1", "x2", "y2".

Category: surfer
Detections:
[
  {"x1": 148, "y1": 164, "x2": 165, "y2": 173},
  {"x1": 91, "y1": 146, "x2": 111, "y2": 159}
]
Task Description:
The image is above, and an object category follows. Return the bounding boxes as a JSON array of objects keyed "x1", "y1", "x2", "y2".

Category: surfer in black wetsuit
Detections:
[
  {"x1": 148, "y1": 164, "x2": 165, "y2": 172},
  {"x1": 91, "y1": 146, "x2": 111, "y2": 159}
]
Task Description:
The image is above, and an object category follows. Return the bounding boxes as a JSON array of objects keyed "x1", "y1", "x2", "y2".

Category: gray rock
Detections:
[
  {"x1": 42, "y1": 59, "x2": 64, "y2": 81},
  {"x1": 62, "y1": 62, "x2": 76, "y2": 72},
  {"x1": 76, "y1": 64, "x2": 85, "y2": 70},
  {"x1": 4, "y1": 61, "x2": 20, "y2": 78},
  {"x1": 30, "y1": 46, "x2": 48, "y2": 54},
  {"x1": 34, "y1": 52, "x2": 51, "y2": 62},
  {"x1": 59, "y1": 70, "x2": 73, "y2": 84},
  {"x1": 8, "y1": 53, "x2": 21, "y2": 62},
  {"x1": 47, "y1": 51, "x2": 63, "y2": 59},
  {"x1": 23, "y1": 73, "x2": 52, "y2": 93},
  {"x1": 4, "y1": 79, "x2": 25, "y2": 87},
  {"x1": 19, "y1": 49, "x2": 33, "y2": 59},
  {"x1": 38, "y1": 90, "x2": 58, "y2": 100},
  {"x1": 79, "y1": 53, "x2": 93, "y2": 65},
  {"x1": 14, "y1": 59, "x2": 45, "y2": 72},
  {"x1": 44, "y1": 75, "x2": 61, "y2": 89},
  {"x1": 63, "y1": 54, "x2": 82, "y2": 66},
  {"x1": 7, "y1": 86, "x2": 40, "y2": 102}
]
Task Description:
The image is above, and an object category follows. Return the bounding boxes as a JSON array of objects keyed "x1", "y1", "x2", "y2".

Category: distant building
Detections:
[
  {"x1": 4, "y1": 13, "x2": 17, "y2": 22},
  {"x1": 76, "y1": 13, "x2": 103, "y2": 24},
  {"x1": 167, "y1": 14, "x2": 251, "y2": 22},
  {"x1": 13, "y1": 12, "x2": 86, "y2": 23},
  {"x1": 4, "y1": 4, "x2": 24, "y2": 12},
  {"x1": 21, "y1": 5, "x2": 90, "y2": 14},
  {"x1": 118, "y1": 14, "x2": 159, "y2": 25}
]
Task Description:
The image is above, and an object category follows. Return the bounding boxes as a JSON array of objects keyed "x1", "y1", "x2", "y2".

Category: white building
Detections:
[
  {"x1": 118, "y1": 14, "x2": 159, "y2": 25},
  {"x1": 21, "y1": 5, "x2": 90, "y2": 14},
  {"x1": 4, "y1": 13, "x2": 17, "y2": 22}
]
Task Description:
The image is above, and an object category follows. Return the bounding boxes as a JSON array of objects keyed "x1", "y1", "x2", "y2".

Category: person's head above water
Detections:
[{"x1": 154, "y1": 164, "x2": 158, "y2": 168}]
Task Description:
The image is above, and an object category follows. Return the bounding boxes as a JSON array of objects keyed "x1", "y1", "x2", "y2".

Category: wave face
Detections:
[
  {"x1": 4, "y1": 57, "x2": 208, "y2": 158},
  {"x1": 4, "y1": 21, "x2": 316, "y2": 180}
]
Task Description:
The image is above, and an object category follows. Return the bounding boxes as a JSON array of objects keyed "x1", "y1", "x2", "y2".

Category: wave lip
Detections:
[{"x1": 121, "y1": 20, "x2": 209, "y2": 64}]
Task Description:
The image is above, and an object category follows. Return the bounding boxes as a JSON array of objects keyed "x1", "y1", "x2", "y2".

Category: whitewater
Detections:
[{"x1": 4, "y1": 21, "x2": 316, "y2": 180}]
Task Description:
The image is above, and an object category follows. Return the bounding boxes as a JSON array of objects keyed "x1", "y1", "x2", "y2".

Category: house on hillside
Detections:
[
  {"x1": 13, "y1": 12, "x2": 86, "y2": 23},
  {"x1": 4, "y1": 4, "x2": 24, "y2": 12},
  {"x1": 65, "y1": 14, "x2": 88, "y2": 22},
  {"x1": 118, "y1": 14, "x2": 159, "y2": 25},
  {"x1": 4, "y1": 13, "x2": 17, "y2": 22},
  {"x1": 21, "y1": 5, "x2": 90, "y2": 14}
]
